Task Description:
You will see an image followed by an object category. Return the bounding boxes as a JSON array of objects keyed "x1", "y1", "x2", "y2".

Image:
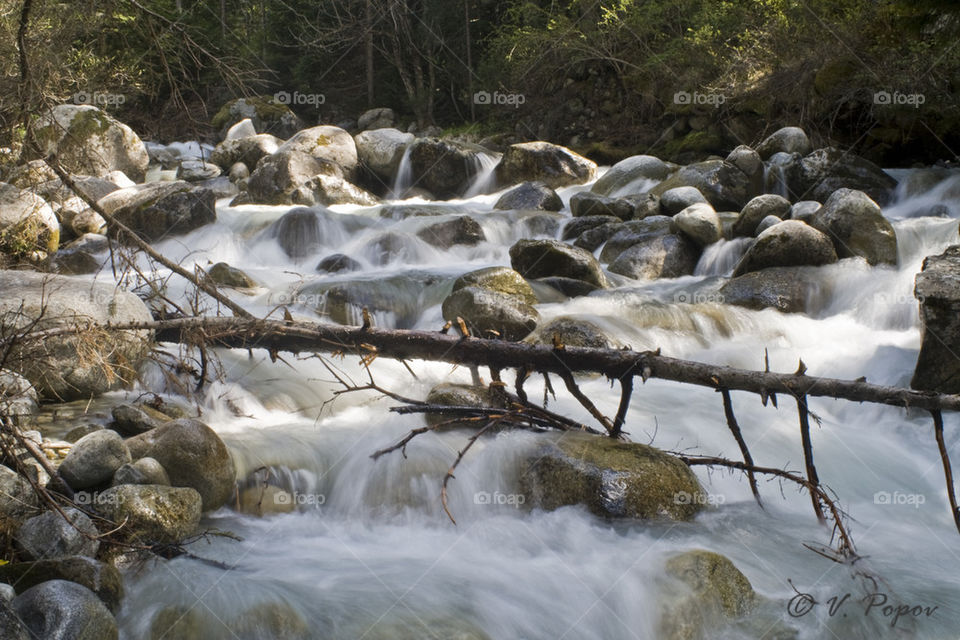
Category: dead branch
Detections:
[
  {"x1": 932, "y1": 409, "x2": 960, "y2": 535},
  {"x1": 719, "y1": 388, "x2": 761, "y2": 507}
]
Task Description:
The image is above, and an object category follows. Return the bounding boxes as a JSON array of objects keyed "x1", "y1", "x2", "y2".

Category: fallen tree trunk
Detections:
[{"x1": 15, "y1": 315, "x2": 960, "y2": 412}]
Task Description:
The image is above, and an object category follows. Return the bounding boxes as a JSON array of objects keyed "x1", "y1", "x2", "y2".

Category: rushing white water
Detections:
[
  {"x1": 390, "y1": 146, "x2": 415, "y2": 199},
  {"x1": 463, "y1": 151, "x2": 502, "y2": 198},
  {"x1": 95, "y1": 171, "x2": 960, "y2": 639}
]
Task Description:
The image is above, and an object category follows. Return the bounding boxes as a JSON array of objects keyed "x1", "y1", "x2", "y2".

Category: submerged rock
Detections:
[
  {"x1": 495, "y1": 141, "x2": 597, "y2": 189},
  {"x1": 12, "y1": 580, "x2": 118, "y2": 640},
  {"x1": 912, "y1": 245, "x2": 960, "y2": 393},
  {"x1": 520, "y1": 432, "x2": 707, "y2": 520},
  {"x1": 509, "y1": 239, "x2": 608, "y2": 288}
]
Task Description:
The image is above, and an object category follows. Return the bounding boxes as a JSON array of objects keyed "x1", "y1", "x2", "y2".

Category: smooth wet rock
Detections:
[
  {"x1": 569, "y1": 191, "x2": 633, "y2": 219},
  {"x1": 416, "y1": 216, "x2": 485, "y2": 248},
  {"x1": 207, "y1": 262, "x2": 257, "y2": 288},
  {"x1": 98, "y1": 181, "x2": 216, "y2": 242},
  {"x1": 799, "y1": 148, "x2": 897, "y2": 205},
  {"x1": 754, "y1": 215, "x2": 781, "y2": 235},
  {"x1": 520, "y1": 432, "x2": 706, "y2": 520},
  {"x1": 732, "y1": 221, "x2": 837, "y2": 276},
  {"x1": 495, "y1": 141, "x2": 597, "y2": 189},
  {"x1": 671, "y1": 203, "x2": 722, "y2": 248},
  {"x1": 12, "y1": 580, "x2": 117, "y2": 640},
  {"x1": 811, "y1": 188, "x2": 897, "y2": 265},
  {"x1": 719, "y1": 266, "x2": 827, "y2": 314},
  {"x1": 591, "y1": 155, "x2": 671, "y2": 196},
  {"x1": 93, "y1": 484, "x2": 201, "y2": 542},
  {"x1": 789, "y1": 200, "x2": 821, "y2": 223},
  {"x1": 608, "y1": 234, "x2": 700, "y2": 280},
  {"x1": 316, "y1": 253, "x2": 362, "y2": 273},
  {"x1": 0, "y1": 464, "x2": 39, "y2": 523},
  {"x1": 210, "y1": 133, "x2": 282, "y2": 170},
  {"x1": 237, "y1": 149, "x2": 376, "y2": 207},
  {"x1": 16, "y1": 508, "x2": 99, "y2": 559},
  {"x1": 112, "y1": 457, "x2": 170, "y2": 487},
  {"x1": 0, "y1": 556, "x2": 123, "y2": 613},
  {"x1": 0, "y1": 271, "x2": 152, "y2": 401},
  {"x1": 659, "y1": 186, "x2": 709, "y2": 216},
  {"x1": 125, "y1": 418, "x2": 235, "y2": 510},
  {"x1": 562, "y1": 215, "x2": 621, "y2": 241},
  {"x1": 354, "y1": 128, "x2": 414, "y2": 182},
  {"x1": 58, "y1": 430, "x2": 130, "y2": 490},
  {"x1": 531, "y1": 276, "x2": 601, "y2": 298},
  {"x1": 598, "y1": 217, "x2": 673, "y2": 263},
  {"x1": 494, "y1": 181, "x2": 562, "y2": 211},
  {"x1": 572, "y1": 221, "x2": 626, "y2": 252},
  {"x1": 452, "y1": 266, "x2": 537, "y2": 305},
  {"x1": 912, "y1": 245, "x2": 960, "y2": 393},
  {"x1": 509, "y1": 239, "x2": 608, "y2": 288},
  {"x1": 733, "y1": 194, "x2": 792, "y2": 237},
  {"x1": 756, "y1": 127, "x2": 811, "y2": 160},
  {"x1": 31, "y1": 104, "x2": 148, "y2": 182},
  {"x1": 110, "y1": 403, "x2": 164, "y2": 437},
  {"x1": 442, "y1": 287, "x2": 539, "y2": 341}
]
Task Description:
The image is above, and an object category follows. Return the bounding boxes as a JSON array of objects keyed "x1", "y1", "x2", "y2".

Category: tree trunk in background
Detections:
[{"x1": 366, "y1": 0, "x2": 375, "y2": 106}]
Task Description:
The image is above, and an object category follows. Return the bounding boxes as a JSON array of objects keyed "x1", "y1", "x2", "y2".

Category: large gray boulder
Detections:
[
  {"x1": 237, "y1": 149, "x2": 376, "y2": 207},
  {"x1": 98, "y1": 181, "x2": 216, "y2": 241},
  {"x1": 441, "y1": 287, "x2": 539, "y2": 341},
  {"x1": 799, "y1": 148, "x2": 897, "y2": 205},
  {"x1": 608, "y1": 234, "x2": 700, "y2": 280},
  {"x1": 494, "y1": 181, "x2": 563, "y2": 211},
  {"x1": 209, "y1": 133, "x2": 282, "y2": 170},
  {"x1": 0, "y1": 270, "x2": 152, "y2": 401},
  {"x1": 211, "y1": 96, "x2": 303, "y2": 140},
  {"x1": 405, "y1": 138, "x2": 491, "y2": 198},
  {"x1": 569, "y1": 191, "x2": 633, "y2": 219},
  {"x1": 719, "y1": 266, "x2": 828, "y2": 314},
  {"x1": 811, "y1": 188, "x2": 897, "y2": 265},
  {"x1": 510, "y1": 239, "x2": 608, "y2": 289},
  {"x1": 92, "y1": 484, "x2": 201, "y2": 542},
  {"x1": 660, "y1": 186, "x2": 708, "y2": 216},
  {"x1": 651, "y1": 159, "x2": 760, "y2": 211},
  {"x1": 495, "y1": 142, "x2": 597, "y2": 189},
  {"x1": 591, "y1": 155, "x2": 671, "y2": 196},
  {"x1": 732, "y1": 220, "x2": 837, "y2": 276},
  {"x1": 598, "y1": 216, "x2": 673, "y2": 263},
  {"x1": 12, "y1": 580, "x2": 117, "y2": 640},
  {"x1": 31, "y1": 105, "x2": 148, "y2": 182},
  {"x1": 58, "y1": 430, "x2": 130, "y2": 490},
  {"x1": 276, "y1": 125, "x2": 359, "y2": 176},
  {"x1": 125, "y1": 418, "x2": 235, "y2": 511},
  {"x1": 0, "y1": 464, "x2": 39, "y2": 523},
  {"x1": 520, "y1": 432, "x2": 706, "y2": 520},
  {"x1": 354, "y1": 128, "x2": 414, "y2": 182},
  {"x1": 912, "y1": 245, "x2": 960, "y2": 393},
  {"x1": 755, "y1": 126, "x2": 812, "y2": 159}
]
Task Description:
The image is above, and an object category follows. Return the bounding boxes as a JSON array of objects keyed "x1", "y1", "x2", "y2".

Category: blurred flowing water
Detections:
[{"x1": 97, "y1": 167, "x2": 960, "y2": 639}]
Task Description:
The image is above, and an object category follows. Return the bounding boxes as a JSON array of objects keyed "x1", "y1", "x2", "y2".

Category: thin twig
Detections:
[{"x1": 932, "y1": 409, "x2": 960, "y2": 535}]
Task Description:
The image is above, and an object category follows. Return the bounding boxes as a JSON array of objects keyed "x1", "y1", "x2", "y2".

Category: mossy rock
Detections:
[
  {"x1": 232, "y1": 601, "x2": 310, "y2": 639},
  {"x1": 528, "y1": 316, "x2": 620, "y2": 349},
  {"x1": 361, "y1": 616, "x2": 491, "y2": 640},
  {"x1": 520, "y1": 432, "x2": 706, "y2": 520},
  {"x1": 211, "y1": 97, "x2": 303, "y2": 140},
  {"x1": 665, "y1": 550, "x2": 756, "y2": 618},
  {"x1": 451, "y1": 266, "x2": 537, "y2": 306},
  {"x1": 207, "y1": 262, "x2": 257, "y2": 289}
]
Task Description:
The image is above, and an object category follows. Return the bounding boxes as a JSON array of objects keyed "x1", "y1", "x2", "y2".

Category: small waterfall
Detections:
[
  {"x1": 763, "y1": 161, "x2": 789, "y2": 199},
  {"x1": 390, "y1": 145, "x2": 415, "y2": 199},
  {"x1": 694, "y1": 237, "x2": 752, "y2": 276},
  {"x1": 463, "y1": 151, "x2": 501, "y2": 198}
]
